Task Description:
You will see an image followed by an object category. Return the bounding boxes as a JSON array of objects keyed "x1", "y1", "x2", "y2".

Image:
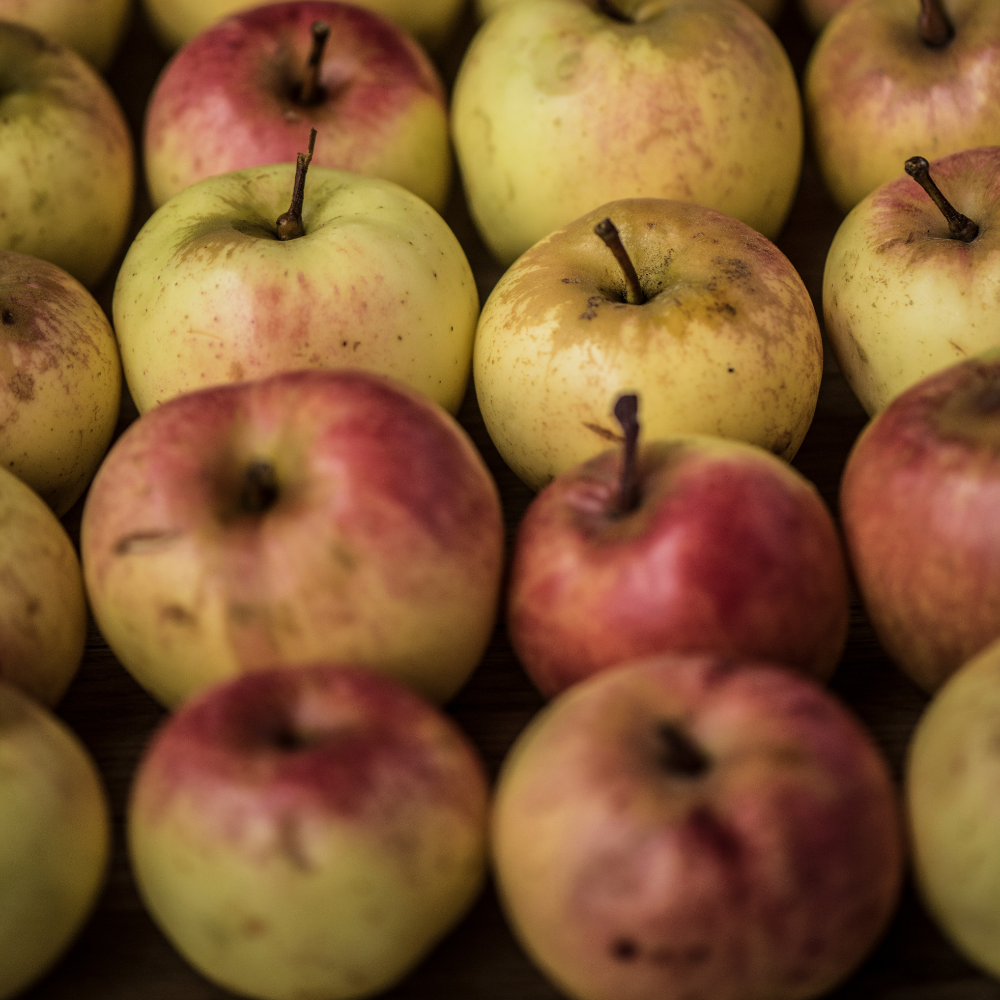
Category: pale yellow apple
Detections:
[
  {"x1": 474, "y1": 198, "x2": 824, "y2": 491},
  {"x1": 0, "y1": 0, "x2": 131, "y2": 68},
  {"x1": 452, "y1": 0, "x2": 803, "y2": 266},
  {"x1": 0, "y1": 682, "x2": 110, "y2": 1000}
]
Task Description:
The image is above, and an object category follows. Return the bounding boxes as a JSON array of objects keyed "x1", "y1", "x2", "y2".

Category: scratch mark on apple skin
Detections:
[
  {"x1": 113, "y1": 529, "x2": 184, "y2": 556},
  {"x1": 583, "y1": 422, "x2": 621, "y2": 442}
]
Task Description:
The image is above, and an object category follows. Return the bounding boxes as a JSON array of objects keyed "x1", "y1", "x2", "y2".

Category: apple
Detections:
[
  {"x1": 474, "y1": 200, "x2": 824, "y2": 492},
  {"x1": 839, "y1": 349, "x2": 1000, "y2": 694},
  {"x1": 80, "y1": 368, "x2": 505, "y2": 709},
  {"x1": 491, "y1": 653, "x2": 904, "y2": 1000},
  {"x1": 823, "y1": 147, "x2": 1000, "y2": 416},
  {"x1": 144, "y1": 1, "x2": 452, "y2": 212},
  {"x1": 127, "y1": 662, "x2": 490, "y2": 1000},
  {"x1": 804, "y1": 0, "x2": 1000, "y2": 214},
  {"x1": 0, "y1": 0, "x2": 131, "y2": 68},
  {"x1": 475, "y1": 0, "x2": 786, "y2": 23},
  {"x1": 451, "y1": 0, "x2": 803, "y2": 267},
  {"x1": 0, "y1": 249, "x2": 122, "y2": 516},
  {"x1": 0, "y1": 22, "x2": 135, "y2": 288},
  {"x1": 507, "y1": 394, "x2": 850, "y2": 698},
  {"x1": 0, "y1": 464, "x2": 87, "y2": 707},
  {"x1": 113, "y1": 153, "x2": 479, "y2": 415},
  {"x1": 795, "y1": 0, "x2": 850, "y2": 33},
  {"x1": 0, "y1": 680, "x2": 110, "y2": 1000}
]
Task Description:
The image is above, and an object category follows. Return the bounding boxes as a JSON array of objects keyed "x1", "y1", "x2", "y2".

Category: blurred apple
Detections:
[
  {"x1": 508, "y1": 397, "x2": 849, "y2": 697},
  {"x1": 795, "y1": 0, "x2": 850, "y2": 33},
  {"x1": 0, "y1": 0, "x2": 131, "y2": 68},
  {"x1": 144, "y1": 1, "x2": 451, "y2": 211},
  {"x1": 492, "y1": 654, "x2": 904, "y2": 1000},
  {"x1": 452, "y1": 0, "x2": 803, "y2": 265},
  {"x1": 81, "y1": 368, "x2": 505, "y2": 708},
  {"x1": 476, "y1": 0, "x2": 786, "y2": 23},
  {"x1": 474, "y1": 200, "x2": 823, "y2": 491},
  {"x1": 0, "y1": 681, "x2": 110, "y2": 1000},
  {"x1": 805, "y1": 0, "x2": 1000, "y2": 213},
  {"x1": 128, "y1": 662, "x2": 490, "y2": 1000}
]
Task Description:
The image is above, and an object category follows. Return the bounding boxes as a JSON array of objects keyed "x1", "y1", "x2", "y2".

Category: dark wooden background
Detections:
[{"x1": 22, "y1": 0, "x2": 1000, "y2": 997}]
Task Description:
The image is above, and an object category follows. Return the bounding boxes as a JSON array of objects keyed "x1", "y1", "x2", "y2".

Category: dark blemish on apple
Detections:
[
  {"x1": 7, "y1": 371, "x2": 33, "y2": 401},
  {"x1": 114, "y1": 529, "x2": 184, "y2": 556},
  {"x1": 1, "y1": 310, "x2": 12, "y2": 325},
  {"x1": 769, "y1": 430, "x2": 793, "y2": 457},
  {"x1": 562, "y1": 277, "x2": 581, "y2": 284},
  {"x1": 713, "y1": 257, "x2": 752, "y2": 281},
  {"x1": 161, "y1": 604, "x2": 197, "y2": 626},
  {"x1": 712, "y1": 302, "x2": 737, "y2": 317},
  {"x1": 611, "y1": 938, "x2": 638, "y2": 961},
  {"x1": 949, "y1": 341, "x2": 967, "y2": 356},
  {"x1": 583, "y1": 422, "x2": 622, "y2": 442},
  {"x1": 579, "y1": 295, "x2": 603, "y2": 320},
  {"x1": 728, "y1": 367, "x2": 735, "y2": 373}
]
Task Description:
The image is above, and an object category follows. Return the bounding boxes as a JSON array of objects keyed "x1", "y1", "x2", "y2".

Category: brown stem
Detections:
[
  {"x1": 904, "y1": 156, "x2": 978, "y2": 242},
  {"x1": 595, "y1": 218, "x2": 644, "y2": 305},
  {"x1": 657, "y1": 721, "x2": 711, "y2": 778},
  {"x1": 613, "y1": 393, "x2": 640, "y2": 516},
  {"x1": 240, "y1": 460, "x2": 280, "y2": 514},
  {"x1": 276, "y1": 128, "x2": 317, "y2": 241},
  {"x1": 299, "y1": 21, "x2": 330, "y2": 105},
  {"x1": 918, "y1": 0, "x2": 954, "y2": 47}
]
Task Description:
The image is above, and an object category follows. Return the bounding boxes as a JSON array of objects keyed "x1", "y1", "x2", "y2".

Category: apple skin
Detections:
[
  {"x1": 840, "y1": 350, "x2": 1000, "y2": 693},
  {"x1": 795, "y1": 0, "x2": 850, "y2": 33},
  {"x1": 823, "y1": 146, "x2": 1000, "y2": 417},
  {"x1": 0, "y1": 681, "x2": 110, "y2": 1000},
  {"x1": 0, "y1": 249, "x2": 122, "y2": 516},
  {"x1": 491, "y1": 654, "x2": 904, "y2": 1000},
  {"x1": 804, "y1": 0, "x2": 1000, "y2": 214},
  {"x1": 452, "y1": 0, "x2": 803, "y2": 266},
  {"x1": 474, "y1": 198, "x2": 824, "y2": 491},
  {"x1": 113, "y1": 162, "x2": 478, "y2": 416},
  {"x1": 127, "y1": 662, "x2": 490, "y2": 1000},
  {"x1": 0, "y1": 0, "x2": 131, "y2": 68},
  {"x1": 80, "y1": 368, "x2": 505, "y2": 709},
  {"x1": 144, "y1": 1, "x2": 451, "y2": 212},
  {"x1": 508, "y1": 435, "x2": 850, "y2": 698},
  {"x1": 0, "y1": 22, "x2": 135, "y2": 288},
  {"x1": 476, "y1": 0, "x2": 786, "y2": 23}
]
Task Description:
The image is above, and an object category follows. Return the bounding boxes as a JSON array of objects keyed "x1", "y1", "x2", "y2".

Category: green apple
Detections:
[
  {"x1": 113, "y1": 159, "x2": 478, "y2": 415},
  {"x1": 0, "y1": 0, "x2": 131, "y2": 68},
  {"x1": 474, "y1": 199, "x2": 824, "y2": 491},
  {"x1": 0, "y1": 681, "x2": 110, "y2": 1000},
  {"x1": 452, "y1": 0, "x2": 803, "y2": 266}
]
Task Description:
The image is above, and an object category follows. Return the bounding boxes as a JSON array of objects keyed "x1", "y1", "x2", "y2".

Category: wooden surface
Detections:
[{"x1": 22, "y1": 1, "x2": 998, "y2": 998}]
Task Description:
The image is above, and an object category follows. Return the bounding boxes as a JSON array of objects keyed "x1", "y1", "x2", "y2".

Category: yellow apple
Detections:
[{"x1": 0, "y1": 0, "x2": 131, "y2": 68}]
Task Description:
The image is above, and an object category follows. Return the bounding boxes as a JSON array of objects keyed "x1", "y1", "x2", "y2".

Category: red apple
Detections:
[
  {"x1": 840, "y1": 349, "x2": 1000, "y2": 692},
  {"x1": 492, "y1": 653, "x2": 905, "y2": 1000},
  {"x1": 144, "y1": 1, "x2": 451, "y2": 211},
  {"x1": 128, "y1": 662, "x2": 490, "y2": 1000},
  {"x1": 507, "y1": 396, "x2": 850, "y2": 697},
  {"x1": 80, "y1": 368, "x2": 505, "y2": 708}
]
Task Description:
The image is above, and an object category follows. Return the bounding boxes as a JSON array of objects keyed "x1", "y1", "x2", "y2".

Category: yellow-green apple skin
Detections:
[
  {"x1": 0, "y1": 250, "x2": 122, "y2": 516},
  {"x1": 839, "y1": 351, "x2": 1000, "y2": 693},
  {"x1": 0, "y1": 466, "x2": 87, "y2": 706},
  {"x1": 906, "y1": 637, "x2": 1000, "y2": 977},
  {"x1": 127, "y1": 663, "x2": 490, "y2": 1000},
  {"x1": 144, "y1": 1, "x2": 452, "y2": 212},
  {"x1": 113, "y1": 163, "x2": 478, "y2": 416},
  {"x1": 452, "y1": 0, "x2": 803, "y2": 266},
  {"x1": 0, "y1": 681, "x2": 110, "y2": 1000},
  {"x1": 142, "y1": 0, "x2": 467, "y2": 51},
  {"x1": 474, "y1": 198, "x2": 824, "y2": 491},
  {"x1": 795, "y1": 0, "x2": 849, "y2": 33},
  {"x1": 476, "y1": 0, "x2": 786, "y2": 24},
  {"x1": 0, "y1": 23, "x2": 135, "y2": 288},
  {"x1": 824, "y1": 147, "x2": 1000, "y2": 417},
  {"x1": 0, "y1": 0, "x2": 131, "y2": 68},
  {"x1": 80, "y1": 369, "x2": 505, "y2": 709},
  {"x1": 491, "y1": 654, "x2": 904, "y2": 1000},
  {"x1": 804, "y1": 0, "x2": 1000, "y2": 214}
]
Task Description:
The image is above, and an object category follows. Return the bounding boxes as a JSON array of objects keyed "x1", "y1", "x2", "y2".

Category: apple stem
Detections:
[
  {"x1": 276, "y1": 128, "x2": 317, "y2": 241},
  {"x1": 658, "y1": 721, "x2": 710, "y2": 778},
  {"x1": 595, "y1": 218, "x2": 644, "y2": 305},
  {"x1": 613, "y1": 393, "x2": 641, "y2": 516},
  {"x1": 918, "y1": 0, "x2": 954, "y2": 47},
  {"x1": 904, "y1": 156, "x2": 979, "y2": 242},
  {"x1": 240, "y1": 460, "x2": 280, "y2": 514},
  {"x1": 299, "y1": 21, "x2": 330, "y2": 105}
]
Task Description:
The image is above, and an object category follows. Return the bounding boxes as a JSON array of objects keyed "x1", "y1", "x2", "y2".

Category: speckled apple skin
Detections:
[
  {"x1": 145, "y1": 1, "x2": 451, "y2": 211},
  {"x1": 840, "y1": 351, "x2": 1000, "y2": 693},
  {"x1": 824, "y1": 147, "x2": 1000, "y2": 417},
  {"x1": 80, "y1": 369, "x2": 505, "y2": 708},
  {"x1": 0, "y1": 0, "x2": 130, "y2": 68},
  {"x1": 452, "y1": 0, "x2": 802, "y2": 265},
  {"x1": 492, "y1": 654, "x2": 904, "y2": 1000},
  {"x1": 805, "y1": 0, "x2": 1000, "y2": 214},
  {"x1": 128, "y1": 664, "x2": 489, "y2": 1000},
  {"x1": 474, "y1": 198, "x2": 823, "y2": 490},
  {"x1": 508, "y1": 436, "x2": 849, "y2": 697},
  {"x1": 0, "y1": 23, "x2": 134, "y2": 288}
]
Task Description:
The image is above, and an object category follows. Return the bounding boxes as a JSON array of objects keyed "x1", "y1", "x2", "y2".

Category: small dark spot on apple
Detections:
[
  {"x1": 342, "y1": 340, "x2": 348, "y2": 347},
  {"x1": 8, "y1": 371, "x2": 34, "y2": 401},
  {"x1": 561, "y1": 276, "x2": 581, "y2": 284},
  {"x1": 611, "y1": 938, "x2": 638, "y2": 961},
  {"x1": 1, "y1": 309, "x2": 13, "y2": 325},
  {"x1": 728, "y1": 366, "x2": 735, "y2": 373}
]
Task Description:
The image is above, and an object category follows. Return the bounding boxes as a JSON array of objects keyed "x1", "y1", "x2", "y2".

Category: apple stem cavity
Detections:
[
  {"x1": 657, "y1": 721, "x2": 711, "y2": 778},
  {"x1": 240, "y1": 459, "x2": 280, "y2": 515},
  {"x1": 904, "y1": 156, "x2": 979, "y2": 242},
  {"x1": 299, "y1": 21, "x2": 330, "y2": 106},
  {"x1": 595, "y1": 0, "x2": 632, "y2": 22},
  {"x1": 918, "y1": 0, "x2": 954, "y2": 47},
  {"x1": 613, "y1": 393, "x2": 641, "y2": 516},
  {"x1": 595, "y1": 218, "x2": 644, "y2": 305},
  {"x1": 276, "y1": 127, "x2": 317, "y2": 241}
]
